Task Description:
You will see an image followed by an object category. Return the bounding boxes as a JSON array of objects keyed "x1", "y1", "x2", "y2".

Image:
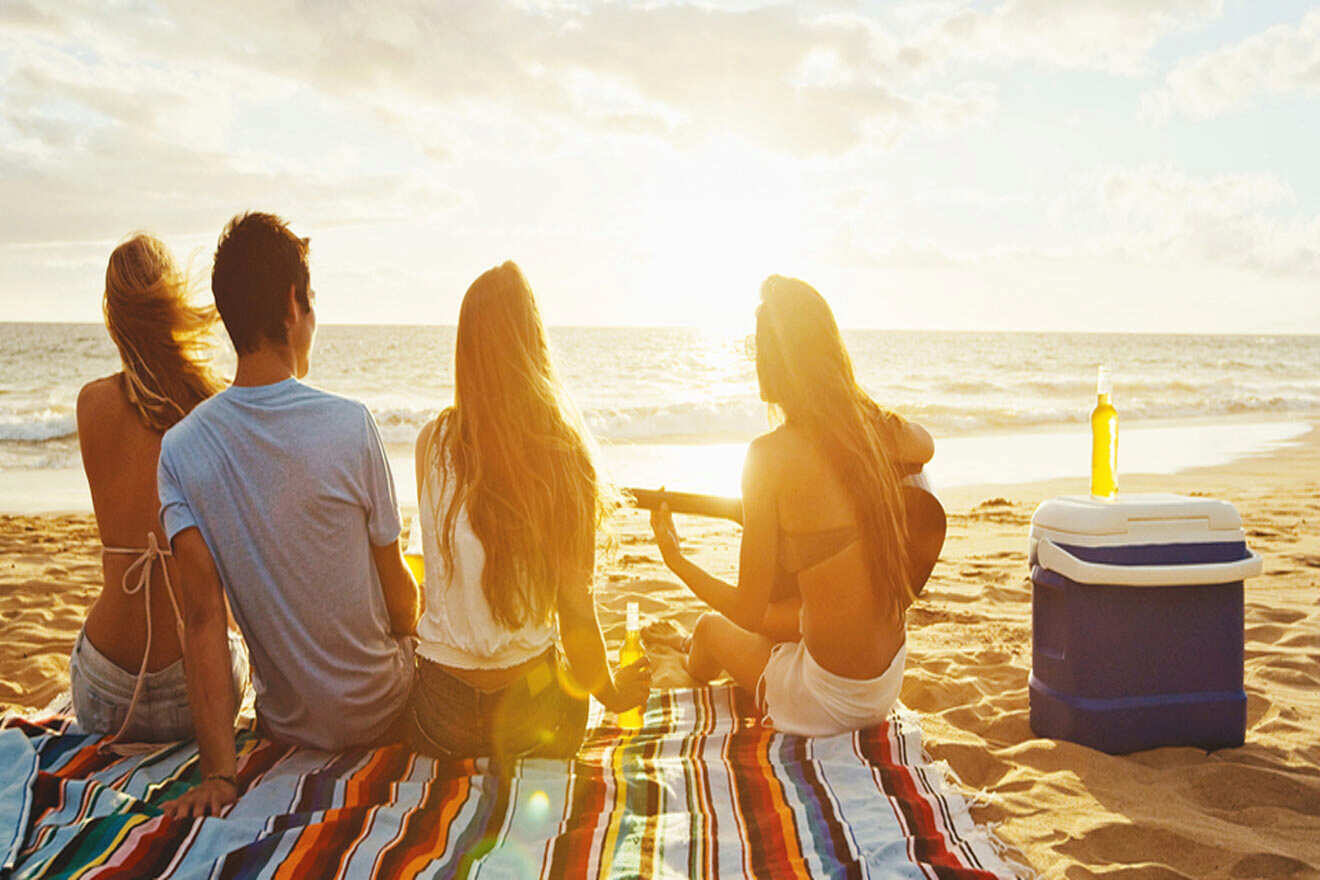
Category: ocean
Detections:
[{"x1": 2, "y1": 323, "x2": 1316, "y2": 511}]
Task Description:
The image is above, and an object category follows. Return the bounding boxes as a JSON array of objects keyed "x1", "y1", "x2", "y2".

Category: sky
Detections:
[{"x1": 0, "y1": 0, "x2": 1318, "y2": 332}]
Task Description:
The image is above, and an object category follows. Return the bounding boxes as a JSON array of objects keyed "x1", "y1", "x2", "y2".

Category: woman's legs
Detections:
[{"x1": 685, "y1": 612, "x2": 775, "y2": 693}]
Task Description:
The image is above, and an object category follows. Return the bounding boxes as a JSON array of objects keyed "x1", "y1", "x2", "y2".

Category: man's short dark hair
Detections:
[{"x1": 212, "y1": 212, "x2": 310, "y2": 354}]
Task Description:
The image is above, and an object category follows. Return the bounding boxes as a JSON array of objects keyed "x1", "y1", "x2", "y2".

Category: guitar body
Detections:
[
  {"x1": 627, "y1": 471, "x2": 947, "y2": 598},
  {"x1": 899, "y1": 472, "x2": 947, "y2": 597}
]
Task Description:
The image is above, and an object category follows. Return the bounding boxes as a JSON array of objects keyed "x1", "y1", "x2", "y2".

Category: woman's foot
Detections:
[{"x1": 642, "y1": 619, "x2": 691, "y2": 653}]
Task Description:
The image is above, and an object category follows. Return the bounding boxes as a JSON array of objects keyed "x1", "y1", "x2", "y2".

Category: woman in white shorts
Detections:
[
  {"x1": 648, "y1": 276, "x2": 932, "y2": 736},
  {"x1": 70, "y1": 234, "x2": 248, "y2": 744}
]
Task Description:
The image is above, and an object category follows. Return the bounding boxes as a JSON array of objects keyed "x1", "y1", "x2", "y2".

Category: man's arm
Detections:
[
  {"x1": 371, "y1": 540, "x2": 421, "y2": 635},
  {"x1": 161, "y1": 527, "x2": 239, "y2": 818}
]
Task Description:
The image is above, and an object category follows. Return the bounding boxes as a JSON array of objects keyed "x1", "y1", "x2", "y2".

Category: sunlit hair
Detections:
[
  {"x1": 103, "y1": 234, "x2": 224, "y2": 433},
  {"x1": 428, "y1": 261, "x2": 614, "y2": 628},
  {"x1": 756, "y1": 275, "x2": 913, "y2": 615}
]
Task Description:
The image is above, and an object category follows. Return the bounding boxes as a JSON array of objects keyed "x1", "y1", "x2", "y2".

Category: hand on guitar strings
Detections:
[{"x1": 649, "y1": 496, "x2": 685, "y2": 571}]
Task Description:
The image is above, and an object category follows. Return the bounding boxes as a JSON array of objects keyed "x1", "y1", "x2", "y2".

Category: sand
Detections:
[{"x1": 2, "y1": 428, "x2": 1318, "y2": 878}]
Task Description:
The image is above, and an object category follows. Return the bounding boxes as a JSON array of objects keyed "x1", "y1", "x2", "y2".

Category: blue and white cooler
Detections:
[{"x1": 1028, "y1": 493, "x2": 1263, "y2": 754}]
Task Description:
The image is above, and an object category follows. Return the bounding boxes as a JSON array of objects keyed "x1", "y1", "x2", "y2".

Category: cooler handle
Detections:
[{"x1": 1036, "y1": 538, "x2": 1263, "y2": 587}]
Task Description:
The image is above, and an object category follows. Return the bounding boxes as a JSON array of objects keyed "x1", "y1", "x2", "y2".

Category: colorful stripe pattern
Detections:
[{"x1": 3, "y1": 688, "x2": 1018, "y2": 879}]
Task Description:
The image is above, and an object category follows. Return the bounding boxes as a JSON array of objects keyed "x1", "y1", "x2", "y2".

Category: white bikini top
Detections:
[{"x1": 413, "y1": 448, "x2": 556, "y2": 670}]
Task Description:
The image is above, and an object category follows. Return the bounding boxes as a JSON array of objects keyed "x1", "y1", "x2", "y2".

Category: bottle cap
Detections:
[
  {"x1": 626, "y1": 601, "x2": 640, "y2": 632},
  {"x1": 1096, "y1": 365, "x2": 1112, "y2": 396}
]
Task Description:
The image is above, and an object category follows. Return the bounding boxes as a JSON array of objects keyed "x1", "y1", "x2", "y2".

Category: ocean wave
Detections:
[
  {"x1": 0, "y1": 445, "x2": 80, "y2": 470},
  {"x1": 4, "y1": 392, "x2": 1317, "y2": 458},
  {"x1": 2, "y1": 319, "x2": 1318, "y2": 472},
  {"x1": 370, "y1": 405, "x2": 442, "y2": 444},
  {"x1": 0, "y1": 409, "x2": 77, "y2": 442},
  {"x1": 902, "y1": 395, "x2": 1317, "y2": 434},
  {"x1": 584, "y1": 400, "x2": 770, "y2": 443},
  {"x1": 934, "y1": 376, "x2": 1260, "y2": 399},
  {"x1": 370, "y1": 394, "x2": 1320, "y2": 446},
  {"x1": 364, "y1": 399, "x2": 774, "y2": 445}
]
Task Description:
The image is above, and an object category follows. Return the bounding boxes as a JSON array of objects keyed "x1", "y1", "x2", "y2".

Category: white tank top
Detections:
[{"x1": 414, "y1": 444, "x2": 557, "y2": 670}]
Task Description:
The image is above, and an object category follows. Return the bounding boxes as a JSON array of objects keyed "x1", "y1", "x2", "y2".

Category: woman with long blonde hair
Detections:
[
  {"x1": 406, "y1": 261, "x2": 649, "y2": 759},
  {"x1": 71, "y1": 233, "x2": 247, "y2": 743},
  {"x1": 648, "y1": 275, "x2": 933, "y2": 735}
]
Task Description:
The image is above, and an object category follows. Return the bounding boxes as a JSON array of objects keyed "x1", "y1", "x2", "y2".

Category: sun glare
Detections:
[{"x1": 631, "y1": 142, "x2": 810, "y2": 334}]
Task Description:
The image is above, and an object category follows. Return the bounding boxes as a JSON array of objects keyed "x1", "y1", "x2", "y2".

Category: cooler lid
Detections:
[{"x1": 1030, "y1": 493, "x2": 1243, "y2": 542}]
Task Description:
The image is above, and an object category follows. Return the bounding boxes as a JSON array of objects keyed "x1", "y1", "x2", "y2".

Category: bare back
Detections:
[
  {"x1": 78, "y1": 374, "x2": 183, "y2": 672},
  {"x1": 762, "y1": 425, "x2": 905, "y2": 679}
]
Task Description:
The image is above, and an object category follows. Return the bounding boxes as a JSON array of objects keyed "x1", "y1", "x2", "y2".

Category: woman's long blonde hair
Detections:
[
  {"x1": 429, "y1": 261, "x2": 610, "y2": 628},
  {"x1": 756, "y1": 275, "x2": 914, "y2": 614},
  {"x1": 103, "y1": 234, "x2": 223, "y2": 432}
]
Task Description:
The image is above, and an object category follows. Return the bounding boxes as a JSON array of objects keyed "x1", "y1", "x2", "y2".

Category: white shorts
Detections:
[
  {"x1": 69, "y1": 627, "x2": 249, "y2": 742},
  {"x1": 757, "y1": 640, "x2": 905, "y2": 737}
]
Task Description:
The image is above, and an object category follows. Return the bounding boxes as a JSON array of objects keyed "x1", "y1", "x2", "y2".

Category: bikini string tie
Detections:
[{"x1": 98, "y1": 534, "x2": 184, "y2": 752}]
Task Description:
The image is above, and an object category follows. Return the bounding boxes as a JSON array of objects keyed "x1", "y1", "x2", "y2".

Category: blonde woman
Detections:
[
  {"x1": 649, "y1": 276, "x2": 933, "y2": 736},
  {"x1": 72, "y1": 234, "x2": 247, "y2": 743},
  {"x1": 406, "y1": 261, "x2": 650, "y2": 760}
]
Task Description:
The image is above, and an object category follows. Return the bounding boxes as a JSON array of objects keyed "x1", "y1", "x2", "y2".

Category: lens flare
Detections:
[{"x1": 527, "y1": 789, "x2": 551, "y2": 822}]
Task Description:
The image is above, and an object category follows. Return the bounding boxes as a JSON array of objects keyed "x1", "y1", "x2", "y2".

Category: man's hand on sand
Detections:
[{"x1": 161, "y1": 778, "x2": 238, "y2": 818}]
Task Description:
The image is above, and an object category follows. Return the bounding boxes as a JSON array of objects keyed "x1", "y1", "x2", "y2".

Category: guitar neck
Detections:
[{"x1": 625, "y1": 488, "x2": 744, "y2": 524}]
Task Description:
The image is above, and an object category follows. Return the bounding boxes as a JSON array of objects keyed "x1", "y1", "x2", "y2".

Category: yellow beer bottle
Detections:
[
  {"x1": 403, "y1": 517, "x2": 425, "y2": 583},
  {"x1": 618, "y1": 602, "x2": 644, "y2": 730},
  {"x1": 1090, "y1": 365, "x2": 1118, "y2": 498}
]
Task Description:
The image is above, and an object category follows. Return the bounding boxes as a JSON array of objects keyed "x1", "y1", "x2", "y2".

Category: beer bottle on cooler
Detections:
[{"x1": 1090, "y1": 365, "x2": 1118, "y2": 498}]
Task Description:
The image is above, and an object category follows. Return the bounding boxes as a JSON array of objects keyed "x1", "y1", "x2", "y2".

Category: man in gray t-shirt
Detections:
[
  {"x1": 160, "y1": 213, "x2": 419, "y2": 818},
  {"x1": 158, "y1": 380, "x2": 413, "y2": 747}
]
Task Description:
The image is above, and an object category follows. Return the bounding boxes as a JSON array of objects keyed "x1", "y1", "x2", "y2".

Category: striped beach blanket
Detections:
[{"x1": 2, "y1": 687, "x2": 1019, "y2": 879}]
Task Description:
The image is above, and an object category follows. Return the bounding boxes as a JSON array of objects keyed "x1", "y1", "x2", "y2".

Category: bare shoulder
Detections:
[
  {"x1": 746, "y1": 428, "x2": 789, "y2": 467},
  {"x1": 742, "y1": 427, "x2": 796, "y2": 491},
  {"x1": 76, "y1": 374, "x2": 131, "y2": 429},
  {"x1": 77, "y1": 374, "x2": 122, "y2": 411},
  {"x1": 416, "y1": 410, "x2": 456, "y2": 459},
  {"x1": 415, "y1": 416, "x2": 438, "y2": 456}
]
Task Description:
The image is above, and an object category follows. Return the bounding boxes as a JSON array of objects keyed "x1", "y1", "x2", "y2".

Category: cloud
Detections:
[
  {"x1": 0, "y1": 0, "x2": 1225, "y2": 184},
  {"x1": 1099, "y1": 167, "x2": 1320, "y2": 278},
  {"x1": 1141, "y1": 9, "x2": 1320, "y2": 119},
  {"x1": 0, "y1": 1, "x2": 61, "y2": 32},
  {"x1": 915, "y1": 0, "x2": 1223, "y2": 75},
  {"x1": 0, "y1": 0, "x2": 1313, "y2": 332},
  {"x1": 0, "y1": 115, "x2": 456, "y2": 245},
  {"x1": 842, "y1": 166, "x2": 1319, "y2": 282},
  {"x1": 2, "y1": 1, "x2": 1004, "y2": 162}
]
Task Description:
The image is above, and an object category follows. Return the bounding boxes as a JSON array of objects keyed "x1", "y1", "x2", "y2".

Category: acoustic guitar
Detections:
[{"x1": 626, "y1": 471, "x2": 947, "y2": 597}]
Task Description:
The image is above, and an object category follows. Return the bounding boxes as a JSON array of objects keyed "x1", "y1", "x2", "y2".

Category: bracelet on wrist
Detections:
[{"x1": 204, "y1": 773, "x2": 239, "y2": 793}]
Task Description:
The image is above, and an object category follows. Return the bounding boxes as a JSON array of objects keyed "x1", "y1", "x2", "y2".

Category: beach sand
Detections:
[{"x1": 2, "y1": 427, "x2": 1317, "y2": 878}]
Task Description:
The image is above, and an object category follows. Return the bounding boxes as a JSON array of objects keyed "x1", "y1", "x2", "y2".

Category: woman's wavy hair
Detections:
[
  {"x1": 756, "y1": 275, "x2": 914, "y2": 615},
  {"x1": 103, "y1": 234, "x2": 224, "y2": 432},
  {"x1": 428, "y1": 261, "x2": 613, "y2": 628}
]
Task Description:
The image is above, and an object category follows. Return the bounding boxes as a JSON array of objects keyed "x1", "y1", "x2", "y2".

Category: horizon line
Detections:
[{"x1": 3, "y1": 319, "x2": 1319, "y2": 339}]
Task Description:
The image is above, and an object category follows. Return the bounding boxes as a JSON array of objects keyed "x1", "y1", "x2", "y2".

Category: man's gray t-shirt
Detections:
[{"x1": 158, "y1": 378, "x2": 413, "y2": 750}]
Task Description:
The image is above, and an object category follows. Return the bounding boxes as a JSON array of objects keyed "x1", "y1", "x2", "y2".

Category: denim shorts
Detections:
[
  {"x1": 69, "y1": 627, "x2": 250, "y2": 742},
  {"x1": 406, "y1": 650, "x2": 587, "y2": 763}
]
